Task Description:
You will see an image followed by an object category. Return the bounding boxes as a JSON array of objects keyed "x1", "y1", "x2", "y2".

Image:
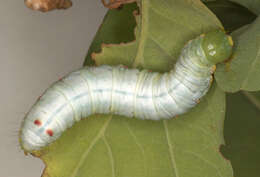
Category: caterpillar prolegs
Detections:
[{"x1": 20, "y1": 30, "x2": 233, "y2": 152}]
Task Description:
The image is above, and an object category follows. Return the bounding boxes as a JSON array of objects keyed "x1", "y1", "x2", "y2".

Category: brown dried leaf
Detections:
[
  {"x1": 25, "y1": 0, "x2": 72, "y2": 12},
  {"x1": 102, "y1": 0, "x2": 137, "y2": 9}
]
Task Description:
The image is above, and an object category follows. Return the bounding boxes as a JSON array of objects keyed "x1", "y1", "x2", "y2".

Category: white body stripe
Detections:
[{"x1": 20, "y1": 36, "x2": 215, "y2": 151}]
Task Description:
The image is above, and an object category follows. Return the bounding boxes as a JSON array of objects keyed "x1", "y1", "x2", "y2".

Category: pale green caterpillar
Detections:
[{"x1": 20, "y1": 30, "x2": 233, "y2": 152}]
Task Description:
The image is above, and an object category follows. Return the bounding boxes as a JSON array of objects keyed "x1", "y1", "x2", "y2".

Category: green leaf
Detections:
[
  {"x1": 204, "y1": 0, "x2": 257, "y2": 32},
  {"x1": 221, "y1": 92, "x2": 260, "y2": 177},
  {"x1": 230, "y1": 0, "x2": 260, "y2": 15},
  {"x1": 93, "y1": 0, "x2": 222, "y2": 72},
  {"x1": 36, "y1": 1, "x2": 233, "y2": 177},
  {"x1": 215, "y1": 17, "x2": 260, "y2": 92},
  {"x1": 84, "y1": 3, "x2": 138, "y2": 66}
]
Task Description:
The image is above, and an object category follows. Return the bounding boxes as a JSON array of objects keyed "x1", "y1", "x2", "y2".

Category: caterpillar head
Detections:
[{"x1": 202, "y1": 30, "x2": 233, "y2": 64}]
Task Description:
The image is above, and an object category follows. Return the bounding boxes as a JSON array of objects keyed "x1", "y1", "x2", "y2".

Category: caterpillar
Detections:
[{"x1": 20, "y1": 30, "x2": 233, "y2": 152}]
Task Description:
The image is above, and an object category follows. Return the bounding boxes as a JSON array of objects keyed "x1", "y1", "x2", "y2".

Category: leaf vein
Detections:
[
  {"x1": 125, "y1": 122, "x2": 147, "y2": 177},
  {"x1": 103, "y1": 136, "x2": 116, "y2": 177},
  {"x1": 241, "y1": 39, "x2": 260, "y2": 89},
  {"x1": 149, "y1": 35, "x2": 175, "y2": 59},
  {"x1": 184, "y1": 150, "x2": 224, "y2": 177},
  {"x1": 163, "y1": 120, "x2": 180, "y2": 177},
  {"x1": 242, "y1": 91, "x2": 260, "y2": 110},
  {"x1": 149, "y1": 4, "x2": 196, "y2": 33},
  {"x1": 186, "y1": 123, "x2": 218, "y2": 146},
  {"x1": 70, "y1": 116, "x2": 112, "y2": 177}
]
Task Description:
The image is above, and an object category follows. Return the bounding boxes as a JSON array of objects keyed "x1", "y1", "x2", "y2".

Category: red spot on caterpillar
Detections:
[
  {"x1": 46, "y1": 129, "x2": 54, "y2": 137},
  {"x1": 34, "y1": 119, "x2": 42, "y2": 126}
]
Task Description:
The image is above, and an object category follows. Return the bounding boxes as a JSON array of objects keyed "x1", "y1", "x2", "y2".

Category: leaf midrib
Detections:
[{"x1": 133, "y1": 0, "x2": 149, "y2": 68}]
